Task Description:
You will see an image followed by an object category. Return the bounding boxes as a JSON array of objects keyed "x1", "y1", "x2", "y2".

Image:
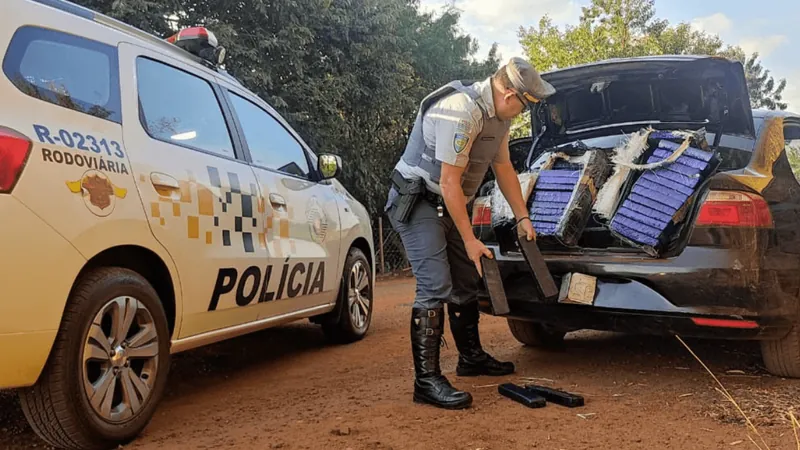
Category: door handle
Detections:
[
  {"x1": 150, "y1": 173, "x2": 180, "y2": 190},
  {"x1": 269, "y1": 193, "x2": 287, "y2": 211},
  {"x1": 150, "y1": 173, "x2": 180, "y2": 198}
]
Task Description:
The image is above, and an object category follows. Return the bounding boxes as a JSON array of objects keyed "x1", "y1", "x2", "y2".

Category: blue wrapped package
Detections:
[
  {"x1": 631, "y1": 185, "x2": 687, "y2": 210},
  {"x1": 538, "y1": 170, "x2": 581, "y2": 181},
  {"x1": 646, "y1": 156, "x2": 703, "y2": 177},
  {"x1": 640, "y1": 172, "x2": 695, "y2": 196},
  {"x1": 612, "y1": 215, "x2": 664, "y2": 239},
  {"x1": 532, "y1": 221, "x2": 558, "y2": 234},
  {"x1": 536, "y1": 183, "x2": 581, "y2": 191},
  {"x1": 531, "y1": 214, "x2": 565, "y2": 223},
  {"x1": 619, "y1": 199, "x2": 675, "y2": 224},
  {"x1": 534, "y1": 191, "x2": 574, "y2": 203},
  {"x1": 610, "y1": 221, "x2": 659, "y2": 246},
  {"x1": 643, "y1": 168, "x2": 701, "y2": 189},
  {"x1": 616, "y1": 206, "x2": 672, "y2": 230},
  {"x1": 635, "y1": 179, "x2": 691, "y2": 205},
  {"x1": 608, "y1": 130, "x2": 717, "y2": 256},
  {"x1": 530, "y1": 201, "x2": 568, "y2": 210},
  {"x1": 628, "y1": 193, "x2": 678, "y2": 216},
  {"x1": 526, "y1": 150, "x2": 612, "y2": 245},
  {"x1": 531, "y1": 206, "x2": 567, "y2": 216},
  {"x1": 651, "y1": 149, "x2": 709, "y2": 170},
  {"x1": 657, "y1": 139, "x2": 714, "y2": 162}
]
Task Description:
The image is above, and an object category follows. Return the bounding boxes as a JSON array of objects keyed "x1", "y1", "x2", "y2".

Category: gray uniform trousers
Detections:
[{"x1": 387, "y1": 199, "x2": 481, "y2": 310}]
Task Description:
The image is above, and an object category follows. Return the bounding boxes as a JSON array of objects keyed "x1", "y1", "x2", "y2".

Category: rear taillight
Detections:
[
  {"x1": 695, "y1": 190, "x2": 773, "y2": 228},
  {"x1": 0, "y1": 127, "x2": 32, "y2": 194},
  {"x1": 691, "y1": 317, "x2": 759, "y2": 329},
  {"x1": 472, "y1": 197, "x2": 492, "y2": 226}
]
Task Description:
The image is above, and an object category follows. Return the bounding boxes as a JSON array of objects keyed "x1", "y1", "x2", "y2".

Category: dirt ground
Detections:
[{"x1": 2, "y1": 276, "x2": 799, "y2": 450}]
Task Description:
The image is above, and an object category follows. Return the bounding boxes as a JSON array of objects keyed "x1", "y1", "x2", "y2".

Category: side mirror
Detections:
[{"x1": 318, "y1": 154, "x2": 342, "y2": 180}]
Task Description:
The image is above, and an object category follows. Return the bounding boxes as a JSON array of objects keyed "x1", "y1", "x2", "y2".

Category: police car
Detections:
[{"x1": 0, "y1": 1, "x2": 375, "y2": 448}]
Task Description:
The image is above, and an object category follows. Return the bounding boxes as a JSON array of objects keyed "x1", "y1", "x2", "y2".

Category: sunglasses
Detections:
[{"x1": 508, "y1": 89, "x2": 540, "y2": 108}]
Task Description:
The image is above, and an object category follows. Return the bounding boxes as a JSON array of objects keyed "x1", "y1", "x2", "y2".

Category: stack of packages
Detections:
[
  {"x1": 609, "y1": 131, "x2": 717, "y2": 256},
  {"x1": 529, "y1": 151, "x2": 611, "y2": 247}
]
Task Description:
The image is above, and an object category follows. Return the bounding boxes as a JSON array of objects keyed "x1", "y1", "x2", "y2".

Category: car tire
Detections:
[
  {"x1": 18, "y1": 267, "x2": 171, "y2": 450},
  {"x1": 321, "y1": 247, "x2": 373, "y2": 344},
  {"x1": 507, "y1": 319, "x2": 566, "y2": 349},
  {"x1": 760, "y1": 323, "x2": 800, "y2": 378}
]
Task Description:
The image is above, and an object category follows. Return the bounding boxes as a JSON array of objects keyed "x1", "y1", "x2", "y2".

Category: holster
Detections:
[{"x1": 389, "y1": 170, "x2": 425, "y2": 224}]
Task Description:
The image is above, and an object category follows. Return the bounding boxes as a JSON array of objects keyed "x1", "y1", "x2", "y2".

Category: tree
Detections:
[
  {"x1": 722, "y1": 48, "x2": 789, "y2": 110},
  {"x1": 518, "y1": 0, "x2": 788, "y2": 121},
  {"x1": 72, "y1": 0, "x2": 498, "y2": 217}
]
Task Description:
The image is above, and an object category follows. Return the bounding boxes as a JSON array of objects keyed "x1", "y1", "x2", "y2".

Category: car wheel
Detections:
[
  {"x1": 18, "y1": 267, "x2": 171, "y2": 450},
  {"x1": 507, "y1": 319, "x2": 566, "y2": 349},
  {"x1": 760, "y1": 323, "x2": 800, "y2": 378},
  {"x1": 321, "y1": 247, "x2": 373, "y2": 344}
]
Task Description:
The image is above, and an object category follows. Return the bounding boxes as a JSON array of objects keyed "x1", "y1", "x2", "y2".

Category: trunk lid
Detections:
[{"x1": 530, "y1": 56, "x2": 756, "y2": 151}]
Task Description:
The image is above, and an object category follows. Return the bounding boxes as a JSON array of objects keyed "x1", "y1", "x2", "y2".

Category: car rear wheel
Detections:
[
  {"x1": 320, "y1": 247, "x2": 373, "y2": 344},
  {"x1": 18, "y1": 267, "x2": 171, "y2": 450},
  {"x1": 760, "y1": 323, "x2": 800, "y2": 378},
  {"x1": 507, "y1": 319, "x2": 566, "y2": 349}
]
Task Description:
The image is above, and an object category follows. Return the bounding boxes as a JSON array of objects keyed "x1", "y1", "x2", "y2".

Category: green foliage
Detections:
[
  {"x1": 518, "y1": 0, "x2": 789, "y2": 126},
  {"x1": 74, "y1": 0, "x2": 499, "y2": 216}
]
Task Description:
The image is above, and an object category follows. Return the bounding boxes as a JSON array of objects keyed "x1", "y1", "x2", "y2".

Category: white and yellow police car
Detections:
[{"x1": 0, "y1": 1, "x2": 375, "y2": 448}]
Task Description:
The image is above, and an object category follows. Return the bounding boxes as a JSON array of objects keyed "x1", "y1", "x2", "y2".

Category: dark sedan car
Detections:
[{"x1": 472, "y1": 55, "x2": 800, "y2": 378}]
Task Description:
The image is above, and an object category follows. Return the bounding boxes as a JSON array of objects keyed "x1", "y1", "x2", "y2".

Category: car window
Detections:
[
  {"x1": 784, "y1": 123, "x2": 800, "y2": 184},
  {"x1": 228, "y1": 92, "x2": 311, "y2": 178},
  {"x1": 2, "y1": 25, "x2": 121, "y2": 123},
  {"x1": 136, "y1": 57, "x2": 234, "y2": 158}
]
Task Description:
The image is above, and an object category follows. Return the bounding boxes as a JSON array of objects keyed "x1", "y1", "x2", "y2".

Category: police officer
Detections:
[{"x1": 385, "y1": 57, "x2": 556, "y2": 410}]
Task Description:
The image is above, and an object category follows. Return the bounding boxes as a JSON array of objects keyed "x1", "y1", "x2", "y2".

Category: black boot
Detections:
[
  {"x1": 447, "y1": 302, "x2": 515, "y2": 377},
  {"x1": 410, "y1": 307, "x2": 472, "y2": 409}
]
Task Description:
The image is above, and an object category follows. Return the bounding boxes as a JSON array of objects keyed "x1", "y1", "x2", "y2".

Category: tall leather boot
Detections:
[
  {"x1": 410, "y1": 307, "x2": 472, "y2": 409},
  {"x1": 447, "y1": 302, "x2": 515, "y2": 377}
]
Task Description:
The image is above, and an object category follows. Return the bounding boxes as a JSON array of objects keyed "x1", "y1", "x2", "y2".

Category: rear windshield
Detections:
[{"x1": 2, "y1": 26, "x2": 121, "y2": 123}]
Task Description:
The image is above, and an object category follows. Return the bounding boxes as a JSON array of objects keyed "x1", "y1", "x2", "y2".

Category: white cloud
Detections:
[
  {"x1": 739, "y1": 35, "x2": 789, "y2": 59},
  {"x1": 457, "y1": 0, "x2": 581, "y2": 33},
  {"x1": 690, "y1": 13, "x2": 733, "y2": 35},
  {"x1": 494, "y1": 43, "x2": 526, "y2": 60},
  {"x1": 781, "y1": 70, "x2": 800, "y2": 113},
  {"x1": 419, "y1": 0, "x2": 584, "y2": 61}
]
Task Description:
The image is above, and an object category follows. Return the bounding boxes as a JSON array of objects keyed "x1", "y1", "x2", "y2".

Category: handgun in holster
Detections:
[{"x1": 389, "y1": 170, "x2": 426, "y2": 224}]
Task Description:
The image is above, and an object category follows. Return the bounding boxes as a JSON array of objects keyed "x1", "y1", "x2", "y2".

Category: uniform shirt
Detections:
[{"x1": 395, "y1": 77, "x2": 511, "y2": 196}]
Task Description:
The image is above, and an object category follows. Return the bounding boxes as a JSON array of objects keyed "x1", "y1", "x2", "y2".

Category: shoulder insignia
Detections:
[
  {"x1": 454, "y1": 132, "x2": 470, "y2": 154},
  {"x1": 456, "y1": 118, "x2": 472, "y2": 134}
]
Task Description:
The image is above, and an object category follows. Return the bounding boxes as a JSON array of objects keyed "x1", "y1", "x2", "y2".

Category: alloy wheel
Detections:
[
  {"x1": 81, "y1": 296, "x2": 160, "y2": 423},
  {"x1": 348, "y1": 261, "x2": 371, "y2": 332}
]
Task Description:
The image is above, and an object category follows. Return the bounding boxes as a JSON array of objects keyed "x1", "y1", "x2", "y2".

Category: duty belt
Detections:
[{"x1": 422, "y1": 190, "x2": 447, "y2": 217}]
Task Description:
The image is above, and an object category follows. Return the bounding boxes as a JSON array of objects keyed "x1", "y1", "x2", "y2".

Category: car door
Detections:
[
  {"x1": 118, "y1": 43, "x2": 267, "y2": 338},
  {"x1": 775, "y1": 119, "x2": 800, "y2": 254},
  {"x1": 218, "y1": 85, "x2": 343, "y2": 319}
]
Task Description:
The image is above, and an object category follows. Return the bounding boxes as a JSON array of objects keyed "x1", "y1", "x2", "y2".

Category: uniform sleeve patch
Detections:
[
  {"x1": 456, "y1": 118, "x2": 472, "y2": 134},
  {"x1": 453, "y1": 132, "x2": 470, "y2": 154}
]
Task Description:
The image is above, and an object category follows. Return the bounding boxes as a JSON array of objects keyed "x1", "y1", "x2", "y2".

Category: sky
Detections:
[{"x1": 419, "y1": 0, "x2": 800, "y2": 112}]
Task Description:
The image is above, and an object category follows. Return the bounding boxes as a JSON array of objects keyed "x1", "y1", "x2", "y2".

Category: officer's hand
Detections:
[
  {"x1": 517, "y1": 217, "x2": 536, "y2": 241},
  {"x1": 466, "y1": 238, "x2": 493, "y2": 277}
]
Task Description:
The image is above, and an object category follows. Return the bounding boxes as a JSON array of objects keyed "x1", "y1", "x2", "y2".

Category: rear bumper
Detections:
[
  {"x1": 0, "y1": 331, "x2": 58, "y2": 389},
  {"x1": 480, "y1": 244, "x2": 800, "y2": 340},
  {"x1": 0, "y1": 195, "x2": 86, "y2": 388}
]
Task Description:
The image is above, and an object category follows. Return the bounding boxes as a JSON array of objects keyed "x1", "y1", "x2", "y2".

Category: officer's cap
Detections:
[{"x1": 504, "y1": 57, "x2": 556, "y2": 103}]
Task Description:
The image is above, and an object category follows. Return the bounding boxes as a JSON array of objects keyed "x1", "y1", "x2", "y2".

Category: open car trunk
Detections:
[{"x1": 481, "y1": 56, "x2": 757, "y2": 258}]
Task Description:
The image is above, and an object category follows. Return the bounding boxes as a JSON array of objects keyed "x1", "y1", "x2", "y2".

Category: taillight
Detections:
[
  {"x1": 0, "y1": 127, "x2": 32, "y2": 194},
  {"x1": 691, "y1": 317, "x2": 759, "y2": 329},
  {"x1": 472, "y1": 197, "x2": 492, "y2": 226},
  {"x1": 695, "y1": 190, "x2": 772, "y2": 228}
]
